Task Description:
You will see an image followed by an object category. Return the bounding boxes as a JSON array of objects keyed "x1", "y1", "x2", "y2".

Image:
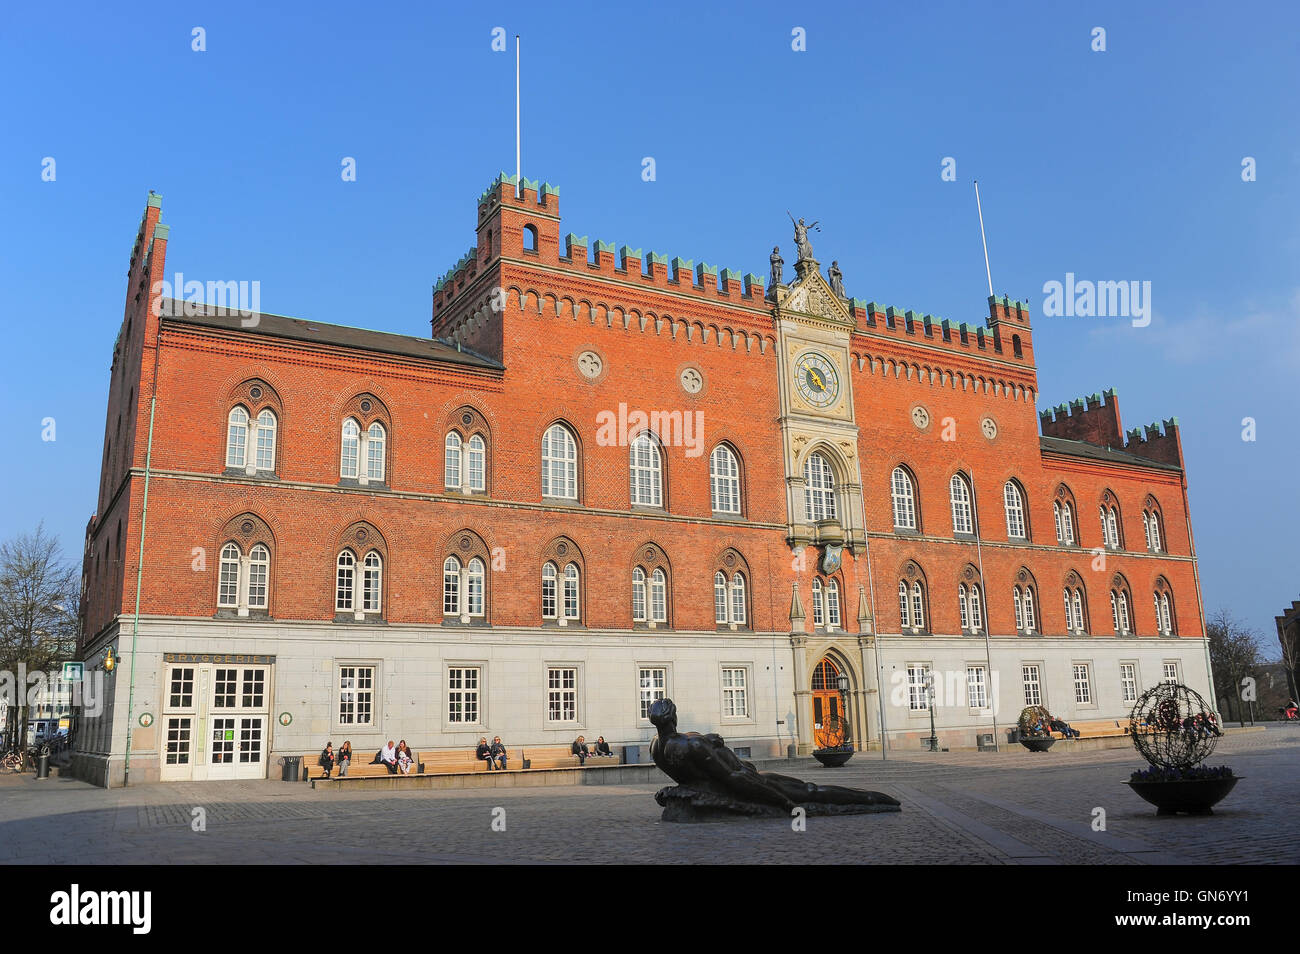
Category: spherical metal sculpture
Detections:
[{"x1": 1128, "y1": 682, "x2": 1220, "y2": 770}]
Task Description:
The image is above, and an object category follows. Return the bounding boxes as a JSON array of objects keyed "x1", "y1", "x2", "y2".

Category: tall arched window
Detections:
[
  {"x1": 630, "y1": 433, "x2": 663, "y2": 507},
  {"x1": 825, "y1": 579, "x2": 841, "y2": 628},
  {"x1": 812, "y1": 578, "x2": 824, "y2": 627},
  {"x1": 649, "y1": 568, "x2": 667, "y2": 623},
  {"x1": 254, "y1": 410, "x2": 277, "y2": 471},
  {"x1": 467, "y1": 435, "x2": 486, "y2": 492},
  {"x1": 910, "y1": 581, "x2": 925, "y2": 630},
  {"x1": 541, "y1": 562, "x2": 557, "y2": 618},
  {"x1": 336, "y1": 550, "x2": 356, "y2": 612},
  {"x1": 1014, "y1": 584, "x2": 1037, "y2": 634},
  {"x1": 1143, "y1": 507, "x2": 1163, "y2": 552},
  {"x1": 362, "y1": 551, "x2": 382, "y2": 613},
  {"x1": 714, "y1": 572, "x2": 728, "y2": 624},
  {"x1": 958, "y1": 580, "x2": 983, "y2": 633},
  {"x1": 710, "y1": 444, "x2": 741, "y2": 514},
  {"x1": 730, "y1": 573, "x2": 747, "y2": 625},
  {"x1": 1053, "y1": 500, "x2": 1077, "y2": 545},
  {"x1": 246, "y1": 544, "x2": 269, "y2": 609},
  {"x1": 634, "y1": 567, "x2": 648, "y2": 622},
  {"x1": 542, "y1": 424, "x2": 578, "y2": 499},
  {"x1": 562, "y1": 563, "x2": 581, "y2": 621},
  {"x1": 1099, "y1": 497, "x2": 1121, "y2": 549},
  {"x1": 218, "y1": 543, "x2": 241, "y2": 607},
  {"x1": 366, "y1": 422, "x2": 386, "y2": 481},
  {"x1": 898, "y1": 580, "x2": 909, "y2": 628},
  {"x1": 1003, "y1": 481, "x2": 1026, "y2": 539},
  {"x1": 804, "y1": 453, "x2": 836, "y2": 521},
  {"x1": 950, "y1": 474, "x2": 974, "y2": 535},
  {"x1": 1154, "y1": 588, "x2": 1174, "y2": 635},
  {"x1": 1110, "y1": 583, "x2": 1132, "y2": 635},
  {"x1": 445, "y1": 432, "x2": 462, "y2": 490},
  {"x1": 443, "y1": 556, "x2": 462, "y2": 616},
  {"x1": 523, "y1": 223, "x2": 539, "y2": 252},
  {"x1": 891, "y1": 467, "x2": 917, "y2": 531},
  {"x1": 1064, "y1": 584, "x2": 1087, "y2": 634},
  {"x1": 226, "y1": 406, "x2": 250, "y2": 468},
  {"x1": 340, "y1": 418, "x2": 360, "y2": 479},
  {"x1": 465, "y1": 557, "x2": 484, "y2": 617}
]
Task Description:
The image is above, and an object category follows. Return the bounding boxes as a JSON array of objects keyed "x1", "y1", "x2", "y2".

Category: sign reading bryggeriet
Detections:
[{"x1": 163, "y1": 653, "x2": 276, "y2": 665}]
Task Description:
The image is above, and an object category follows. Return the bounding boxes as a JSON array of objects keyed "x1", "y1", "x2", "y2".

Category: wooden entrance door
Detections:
[{"x1": 811, "y1": 658, "x2": 845, "y2": 748}]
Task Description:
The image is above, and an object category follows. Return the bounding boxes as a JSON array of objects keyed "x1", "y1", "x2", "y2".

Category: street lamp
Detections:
[
  {"x1": 837, "y1": 673, "x2": 851, "y2": 749},
  {"x1": 925, "y1": 671, "x2": 940, "y2": 752}
]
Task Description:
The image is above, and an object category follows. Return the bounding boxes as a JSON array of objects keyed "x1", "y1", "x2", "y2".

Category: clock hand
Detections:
[{"x1": 809, "y1": 369, "x2": 825, "y2": 390}]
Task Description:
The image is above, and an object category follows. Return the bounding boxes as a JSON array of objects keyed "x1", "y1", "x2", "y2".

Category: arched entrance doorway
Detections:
[{"x1": 811, "y1": 657, "x2": 847, "y2": 748}]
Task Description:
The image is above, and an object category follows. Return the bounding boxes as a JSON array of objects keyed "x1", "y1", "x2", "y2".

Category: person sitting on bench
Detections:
[
  {"x1": 318, "y1": 742, "x2": 334, "y2": 779},
  {"x1": 375, "y1": 740, "x2": 398, "y2": 774},
  {"x1": 593, "y1": 736, "x2": 613, "y2": 757},
  {"x1": 396, "y1": 740, "x2": 415, "y2": 775},
  {"x1": 476, "y1": 737, "x2": 498, "y2": 770},
  {"x1": 571, "y1": 735, "x2": 590, "y2": 765},
  {"x1": 490, "y1": 736, "x2": 508, "y2": 770},
  {"x1": 1049, "y1": 717, "x2": 1080, "y2": 739}
]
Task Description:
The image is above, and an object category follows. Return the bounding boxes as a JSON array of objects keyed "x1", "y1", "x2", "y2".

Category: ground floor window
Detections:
[
  {"x1": 722, "y1": 667, "x2": 748, "y2": 718},
  {"x1": 639, "y1": 667, "x2": 666, "y2": 720},
  {"x1": 547, "y1": 667, "x2": 577, "y2": 722},
  {"x1": 907, "y1": 664, "x2": 930, "y2": 711},
  {"x1": 447, "y1": 667, "x2": 480, "y2": 724},
  {"x1": 1073, "y1": 664, "x2": 1092, "y2": 705},
  {"x1": 1162, "y1": 662, "x2": 1179, "y2": 684},
  {"x1": 165, "y1": 717, "x2": 191, "y2": 765},
  {"x1": 339, "y1": 666, "x2": 375, "y2": 726},
  {"x1": 1022, "y1": 665, "x2": 1042, "y2": 707},
  {"x1": 966, "y1": 666, "x2": 988, "y2": 709},
  {"x1": 1120, "y1": 663, "x2": 1137, "y2": 704}
]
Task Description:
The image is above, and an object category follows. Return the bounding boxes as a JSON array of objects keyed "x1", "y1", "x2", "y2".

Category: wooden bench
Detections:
[
  {"x1": 304, "y1": 753, "x2": 420, "y2": 780},
  {"x1": 521, "y1": 745, "x2": 620, "y2": 769},
  {"x1": 419, "y1": 748, "x2": 524, "y2": 772},
  {"x1": 1069, "y1": 719, "x2": 1128, "y2": 739}
]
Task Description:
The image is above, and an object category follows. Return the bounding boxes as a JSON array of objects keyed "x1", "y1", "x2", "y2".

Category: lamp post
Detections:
[
  {"x1": 837, "y1": 673, "x2": 851, "y2": 749},
  {"x1": 925, "y1": 671, "x2": 940, "y2": 752}
]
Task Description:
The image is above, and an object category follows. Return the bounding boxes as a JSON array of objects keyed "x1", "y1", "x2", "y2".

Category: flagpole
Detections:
[
  {"x1": 974, "y1": 180, "x2": 993, "y2": 297},
  {"x1": 515, "y1": 35, "x2": 521, "y2": 188}
]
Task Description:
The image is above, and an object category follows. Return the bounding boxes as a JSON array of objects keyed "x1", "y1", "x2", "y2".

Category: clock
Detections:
[{"x1": 794, "y1": 352, "x2": 840, "y2": 408}]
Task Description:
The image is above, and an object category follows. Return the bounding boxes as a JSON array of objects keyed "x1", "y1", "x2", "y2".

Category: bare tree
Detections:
[
  {"x1": 0, "y1": 524, "x2": 80, "y2": 756},
  {"x1": 1206, "y1": 609, "x2": 1263, "y2": 726}
]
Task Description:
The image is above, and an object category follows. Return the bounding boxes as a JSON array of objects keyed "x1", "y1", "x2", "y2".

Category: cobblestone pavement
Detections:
[{"x1": 1, "y1": 727, "x2": 1295, "y2": 865}]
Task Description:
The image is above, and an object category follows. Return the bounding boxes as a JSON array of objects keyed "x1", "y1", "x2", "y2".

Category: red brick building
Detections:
[{"x1": 75, "y1": 177, "x2": 1213, "y2": 785}]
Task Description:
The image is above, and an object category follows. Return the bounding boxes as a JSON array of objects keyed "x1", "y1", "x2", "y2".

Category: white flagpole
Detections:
[
  {"x1": 974, "y1": 180, "x2": 993, "y2": 297},
  {"x1": 515, "y1": 35, "x2": 521, "y2": 188}
]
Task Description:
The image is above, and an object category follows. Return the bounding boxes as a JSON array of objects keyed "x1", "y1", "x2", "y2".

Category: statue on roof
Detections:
[
  {"x1": 770, "y1": 246, "x2": 784, "y2": 287},
  {"x1": 787, "y1": 211, "x2": 820, "y2": 264},
  {"x1": 828, "y1": 260, "x2": 845, "y2": 298}
]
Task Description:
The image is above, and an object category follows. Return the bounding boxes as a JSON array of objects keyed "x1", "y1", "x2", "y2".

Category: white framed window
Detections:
[
  {"x1": 362, "y1": 551, "x2": 382, "y2": 613},
  {"x1": 1162, "y1": 662, "x2": 1179, "y2": 684},
  {"x1": 1120, "y1": 663, "x2": 1137, "y2": 704},
  {"x1": 562, "y1": 563, "x2": 580, "y2": 621},
  {"x1": 710, "y1": 444, "x2": 740, "y2": 514},
  {"x1": 340, "y1": 418, "x2": 360, "y2": 479},
  {"x1": 546, "y1": 667, "x2": 578, "y2": 722},
  {"x1": 911, "y1": 582, "x2": 925, "y2": 630},
  {"x1": 1053, "y1": 501, "x2": 1063, "y2": 543},
  {"x1": 443, "y1": 556, "x2": 462, "y2": 616},
  {"x1": 1015, "y1": 585, "x2": 1036, "y2": 634},
  {"x1": 950, "y1": 474, "x2": 974, "y2": 535},
  {"x1": 1073, "y1": 663, "x2": 1092, "y2": 705},
  {"x1": 967, "y1": 666, "x2": 988, "y2": 709},
  {"x1": 639, "y1": 667, "x2": 667, "y2": 721},
  {"x1": 542, "y1": 424, "x2": 578, "y2": 499},
  {"x1": 467, "y1": 434, "x2": 486, "y2": 492},
  {"x1": 959, "y1": 582, "x2": 982, "y2": 632},
  {"x1": 1149, "y1": 512, "x2": 1161, "y2": 552},
  {"x1": 226, "y1": 406, "x2": 249, "y2": 468},
  {"x1": 812, "y1": 578, "x2": 824, "y2": 627},
  {"x1": 1065, "y1": 587, "x2": 1086, "y2": 634},
  {"x1": 907, "y1": 664, "x2": 931, "y2": 711},
  {"x1": 1023, "y1": 586, "x2": 1036, "y2": 633},
  {"x1": 541, "y1": 562, "x2": 557, "y2": 619},
  {"x1": 465, "y1": 557, "x2": 485, "y2": 617},
  {"x1": 713, "y1": 571, "x2": 727, "y2": 624},
  {"x1": 1111, "y1": 589, "x2": 1131, "y2": 634},
  {"x1": 1155, "y1": 591, "x2": 1173, "y2": 635},
  {"x1": 730, "y1": 573, "x2": 746, "y2": 625},
  {"x1": 1100, "y1": 505, "x2": 1120, "y2": 549},
  {"x1": 1014, "y1": 587, "x2": 1024, "y2": 631},
  {"x1": 1022, "y1": 664, "x2": 1042, "y2": 707},
  {"x1": 366, "y1": 422, "x2": 386, "y2": 481},
  {"x1": 444, "y1": 432, "x2": 462, "y2": 490},
  {"x1": 218, "y1": 543, "x2": 240, "y2": 608},
  {"x1": 1004, "y1": 481, "x2": 1026, "y2": 538},
  {"x1": 898, "y1": 580, "x2": 910, "y2": 628},
  {"x1": 721, "y1": 667, "x2": 748, "y2": 718},
  {"x1": 447, "y1": 666, "x2": 480, "y2": 724},
  {"x1": 634, "y1": 567, "x2": 648, "y2": 622},
  {"x1": 1055, "y1": 500, "x2": 1075, "y2": 545},
  {"x1": 816, "y1": 578, "x2": 840, "y2": 628},
  {"x1": 254, "y1": 410, "x2": 276, "y2": 471},
  {"x1": 804, "y1": 453, "x2": 836, "y2": 521},
  {"x1": 649, "y1": 568, "x2": 667, "y2": 623},
  {"x1": 891, "y1": 467, "x2": 916, "y2": 530},
  {"x1": 245, "y1": 544, "x2": 267, "y2": 608},
  {"x1": 336, "y1": 550, "x2": 355, "y2": 612},
  {"x1": 338, "y1": 665, "x2": 375, "y2": 726},
  {"x1": 629, "y1": 433, "x2": 663, "y2": 507}
]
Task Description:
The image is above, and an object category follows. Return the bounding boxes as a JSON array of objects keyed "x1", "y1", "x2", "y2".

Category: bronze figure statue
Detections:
[
  {"x1": 787, "y1": 211, "x2": 819, "y2": 264},
  {"x1": 649, "y1": 698, "x2": 900, "y2": 821},
  {"x1": 770, "y1": 246, "x2": 784, "y2": 287}
]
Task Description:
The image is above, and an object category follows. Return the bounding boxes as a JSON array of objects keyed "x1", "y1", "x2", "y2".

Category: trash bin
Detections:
[
  {"x1": 281, "y1": 755, "x2": 301, "y2": 782},
  {"x1": 622, "y1": 745, "x2": 641, "y2": 765},
  {"x1": 36, "y1": 752, "x2": 50, "y2": 779}
]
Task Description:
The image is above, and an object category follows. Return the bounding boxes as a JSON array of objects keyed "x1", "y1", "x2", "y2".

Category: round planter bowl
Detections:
[
  {"x1": 1126, "y1": 776, "x2": 1240, "y2": 816},
  {"x1": 1019, "y1": 737, "x2": 1056, "y2": 752},
  {"x1": 812, "y1": 748, "x2": 854, "y2": 767}
]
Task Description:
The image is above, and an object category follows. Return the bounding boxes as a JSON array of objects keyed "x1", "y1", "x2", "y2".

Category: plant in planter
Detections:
[
  {"x1": 1016, "y1": 705, "x2": 1056, "y2": 751},
  {"x1": 1126, "y1": 683, "x2": 1237, "y2": 816},
  {"x1": 812, "y1": 713, "x2": 854, "y2": 767}
]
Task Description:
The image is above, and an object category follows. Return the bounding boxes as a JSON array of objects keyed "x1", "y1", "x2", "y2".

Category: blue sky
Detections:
[{"x1": 2, "y1": 1, "x2": 1296, "y2": 648}]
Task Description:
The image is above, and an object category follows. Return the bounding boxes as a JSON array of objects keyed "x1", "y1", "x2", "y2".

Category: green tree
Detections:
[
  {"x1": 0, "y1": 524, "x2": 80, "y2": 757},
  {"x1": 1206, "y1": 609, "x2": 1263, "y2": 726}
]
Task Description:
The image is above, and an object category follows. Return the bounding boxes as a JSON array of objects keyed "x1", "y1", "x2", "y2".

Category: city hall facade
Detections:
[{"x1": 74, "y1": 177, "x2": 1214, "y2": 785}]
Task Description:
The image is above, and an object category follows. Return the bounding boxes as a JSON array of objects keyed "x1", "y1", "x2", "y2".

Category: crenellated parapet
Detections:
[
  {"x1": 1122, "y1": 417, "x2": 1184, "y2": 467},
  {"x1": 1040, "y1": 388, "x2": 1184, "y2": 468},
  {"x1": 843, "y1": 294, "x2": 1033, "y2": 365}
]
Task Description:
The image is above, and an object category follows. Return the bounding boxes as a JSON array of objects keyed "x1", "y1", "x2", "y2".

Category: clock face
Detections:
[{"x1": 794, "y1": 352, "x2": 840, "y2": 408}]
